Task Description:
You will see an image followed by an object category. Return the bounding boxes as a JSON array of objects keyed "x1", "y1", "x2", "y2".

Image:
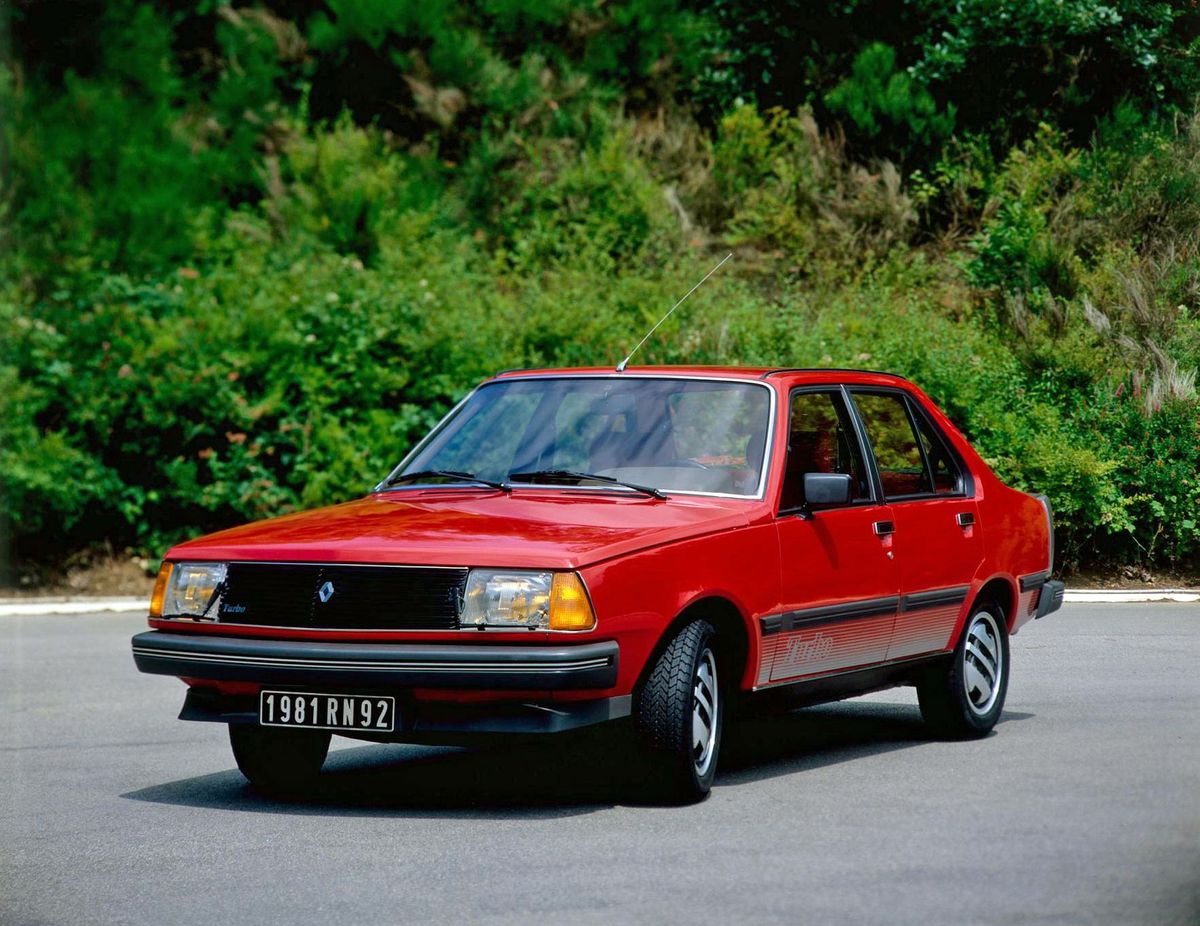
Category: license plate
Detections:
[{"x1": 259, "y1": 690, "x2": 396, "y2": 733}]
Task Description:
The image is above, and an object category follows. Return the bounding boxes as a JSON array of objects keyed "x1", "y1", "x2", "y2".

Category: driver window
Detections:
[{"x1": 780, "y1": 391, "x2": 868, "y2": 511}]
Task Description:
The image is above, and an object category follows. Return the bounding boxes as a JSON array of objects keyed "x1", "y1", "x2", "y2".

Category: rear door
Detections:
[
  {"x1": 847, "y1": 389, "x2": 982, "y2": 660},
  {"x1": 763, "y1": 387, "x2": 899, "y2": 685}
]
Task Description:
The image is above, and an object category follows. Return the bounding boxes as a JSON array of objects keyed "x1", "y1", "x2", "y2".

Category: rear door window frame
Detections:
[{"x1": 845, "y1": 386, "x2": 974, "y2": 504}]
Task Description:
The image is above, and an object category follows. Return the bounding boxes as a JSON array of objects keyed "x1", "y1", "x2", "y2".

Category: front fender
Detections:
[{"x1": 580, "y1": 521, "x2": 780, "y2": 693}]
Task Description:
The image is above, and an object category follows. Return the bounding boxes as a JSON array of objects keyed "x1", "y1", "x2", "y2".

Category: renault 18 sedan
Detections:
[{"x1": 132, "y1": 367, "x2": 1063, "y2": 803}]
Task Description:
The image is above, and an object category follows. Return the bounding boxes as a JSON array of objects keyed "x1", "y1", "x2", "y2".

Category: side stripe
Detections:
[
  {"x1": 760, "y1": 585, "x2": 971, "y2": 637},
  {"x1": 760, "y1": 585, "x2": 971, "y2": 679},
  {"x1": 901, "y1": 585, "x2": 969, "y2": 611},
  {"x1": 760, "y1": 596, "x2": 900, "y2": 636}
]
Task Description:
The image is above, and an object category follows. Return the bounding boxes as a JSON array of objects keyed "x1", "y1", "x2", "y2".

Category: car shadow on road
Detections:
[
  {"x1": 720, "y1": 701, "x2": 1032, "y2": 784},
  {"x1": 120, "y1": 702, "x2": 1034, "y2": 817}
]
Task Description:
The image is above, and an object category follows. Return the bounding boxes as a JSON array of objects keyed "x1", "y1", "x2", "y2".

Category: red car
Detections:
[{"x1": 132, "y1": 367, "x2": 1062, "y2": 802}]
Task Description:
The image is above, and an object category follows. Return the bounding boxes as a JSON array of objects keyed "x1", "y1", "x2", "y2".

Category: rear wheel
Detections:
[
  {"x1": 228, "y1": 724, "x2": 331, "y2": 795},
  {"x1": 917, "y1": 599, "x2": 1009, "y2": 738},
  {"x1": 634, "y1": 619, "x2": 722, "y2": 804}
]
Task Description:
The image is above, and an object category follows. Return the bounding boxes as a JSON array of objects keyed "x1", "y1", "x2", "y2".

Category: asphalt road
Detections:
[{"x1": 2, "y1": 603, "x2": 1197, "y2": 926}]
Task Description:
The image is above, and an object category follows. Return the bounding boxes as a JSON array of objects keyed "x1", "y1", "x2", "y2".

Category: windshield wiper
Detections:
[
  {"x1": 507, "y1": 469, "x2": 667, "y2": 499},
  {"x1": 384, "y1": 469, "x2": 511, "y2": 493}
]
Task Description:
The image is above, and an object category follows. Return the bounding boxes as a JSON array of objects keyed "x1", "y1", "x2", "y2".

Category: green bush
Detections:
[
  {"x1": 493, "y1": 129, "x2": 679, "y2": 272},
  {"x1": 1081, "y1": 390, "x2": 1200, "y2": 565},
  {"x1": 825, "y1": 43, "x2": 955, "y2": 162},
  {"x1": 710, "y1": 104, "x2": 916, "y2": 263},
  {"x1": 703, "y1": 0, "x2": 1200, "y2": 158},
  {"x1": 6, "y1": 6, "x2": 214, "y2": 274}
]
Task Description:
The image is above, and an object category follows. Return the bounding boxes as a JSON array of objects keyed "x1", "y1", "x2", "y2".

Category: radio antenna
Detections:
[{"x1": 615, "y1": 252, "x2": 733, "y2": 373}]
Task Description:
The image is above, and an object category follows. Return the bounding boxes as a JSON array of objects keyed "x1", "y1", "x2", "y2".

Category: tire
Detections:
[
  {"x1": 634, "y1": 619, "x2": 723, "y2": 804},
  {"x1": 918, "y1": 598, "x2": 1010, "y2": 739},
  {"x1": 228, "y1": 724, "x2": 331, "y2": 796}
]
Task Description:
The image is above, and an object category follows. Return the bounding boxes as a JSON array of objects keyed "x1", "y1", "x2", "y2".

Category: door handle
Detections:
[
  {"x1": 956, "y1": 512, "x2": 975, "y2": 527},
  {"x1": 873, "y1": 520, "x2": 895, "y2": 536}
]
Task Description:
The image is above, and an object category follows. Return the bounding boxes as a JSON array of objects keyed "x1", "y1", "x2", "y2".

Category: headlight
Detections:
[
  {"x1": 461, "y1": 569, "x2": 596, "y2": 631},
  {"x1": 150, "y1": 561, "x2": 227, "y2": 620}
]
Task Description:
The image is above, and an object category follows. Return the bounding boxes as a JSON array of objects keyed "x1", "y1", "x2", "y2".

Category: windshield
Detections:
[{"x1": 387, "y1": 377, "x2": 773, "y2": 497}]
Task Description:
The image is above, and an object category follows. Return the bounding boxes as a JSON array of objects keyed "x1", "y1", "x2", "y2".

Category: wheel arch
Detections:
[
  {"x1": 971, "y1": 576, "x2": 1017, "y2": 631},
  {"x1": 633, "y1": 595, "x2": 750, "y2": 698}
]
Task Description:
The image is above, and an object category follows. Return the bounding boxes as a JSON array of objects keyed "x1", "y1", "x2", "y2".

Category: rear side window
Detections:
[
  {"x1": 852, "y1": 391, "x2": 961, "y2": 498},
  {"x1": 852, "y1": 392, "x2": 929, "y2": 498},
  {"x1": 780, "y1": 391, "x2": 869, "y2": 510}
]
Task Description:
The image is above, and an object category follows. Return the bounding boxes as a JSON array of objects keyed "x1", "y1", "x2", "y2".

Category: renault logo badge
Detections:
[{"x1": 318, "y1": 580, "x2": 335, "y2": 603}]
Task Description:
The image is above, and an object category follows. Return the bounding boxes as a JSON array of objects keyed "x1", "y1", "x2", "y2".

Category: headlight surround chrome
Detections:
[
  {"x1": 155, "y1": 561, "x2": 227, "y2": 620},
  {"x1": 461, "y1": 569, "x2": 596, "y2": 631}
]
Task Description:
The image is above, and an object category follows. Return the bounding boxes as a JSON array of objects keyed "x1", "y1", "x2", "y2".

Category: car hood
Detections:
[{"x1": 166, "y1": 489, "x2": 759, "y2": 569}]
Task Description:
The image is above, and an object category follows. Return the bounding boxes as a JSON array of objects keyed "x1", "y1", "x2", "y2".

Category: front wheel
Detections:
[
  {"x1": 634, "y1": 619, "x2": 723, "y2": 804},
  {"x1": 917, "y1": 600, "x2": 1009, "y2": 738},
  {"x1": 228, "y1": 724, "x2": 331, "y2": 795}
]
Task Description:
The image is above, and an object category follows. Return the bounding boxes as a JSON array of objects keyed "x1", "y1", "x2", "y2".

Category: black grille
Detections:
[{"x1": 217, "y1": 563, "x2": 467, "y2": 631}]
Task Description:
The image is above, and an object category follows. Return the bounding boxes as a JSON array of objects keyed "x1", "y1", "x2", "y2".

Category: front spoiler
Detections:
[{"x1": 131, "y1": 631, "x2": 619, "y2": 691}]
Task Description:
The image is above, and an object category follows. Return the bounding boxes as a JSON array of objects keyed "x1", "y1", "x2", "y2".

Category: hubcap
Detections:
[
  {"x1": 692, "y1": 648, "x2": 719, "y2": 776},
  {"x1": 963, "y1": 611, "x2": 1004, "y2": 716}
]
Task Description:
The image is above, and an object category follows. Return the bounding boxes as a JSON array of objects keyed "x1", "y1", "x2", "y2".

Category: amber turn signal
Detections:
[
  {"x1": 148, "y1": 562, "x2": 173, "y2": 619},
  {"x1": 548, "y1": 572, "x2": 596, "y2": 631}
]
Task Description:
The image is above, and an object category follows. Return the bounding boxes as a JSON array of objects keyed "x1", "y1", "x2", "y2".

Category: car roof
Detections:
[{"x1": 490, "y1": 365, "x2": 913, "y2": 388}]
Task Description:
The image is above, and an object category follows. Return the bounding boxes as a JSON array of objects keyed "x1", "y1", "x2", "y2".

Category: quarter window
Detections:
[{"x1": 913, "y1": 412, "x2": 960, "y2": 494}]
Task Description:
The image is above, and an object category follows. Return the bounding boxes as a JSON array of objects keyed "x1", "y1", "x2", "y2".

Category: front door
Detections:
[
  {"x1": 763, "y1": 388, "x2": 900, "y2": 686},
  {"x1": 848, "y1": 389, "x2": 983, "y2": 661}
]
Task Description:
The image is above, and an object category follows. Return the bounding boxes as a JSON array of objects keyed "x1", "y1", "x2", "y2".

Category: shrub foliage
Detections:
[{"x1": 2, "y1": 0, "x2": 1198, "y2": 575}]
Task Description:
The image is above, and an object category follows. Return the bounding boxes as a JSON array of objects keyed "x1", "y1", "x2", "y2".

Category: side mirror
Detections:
[{"x1": 803, "y1": 472, "x2": 852, "y2": 509}]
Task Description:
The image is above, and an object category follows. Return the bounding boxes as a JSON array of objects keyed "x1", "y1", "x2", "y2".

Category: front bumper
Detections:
[{"x1": 131, "y1": 631, "x2": 619, "y2": 691}]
